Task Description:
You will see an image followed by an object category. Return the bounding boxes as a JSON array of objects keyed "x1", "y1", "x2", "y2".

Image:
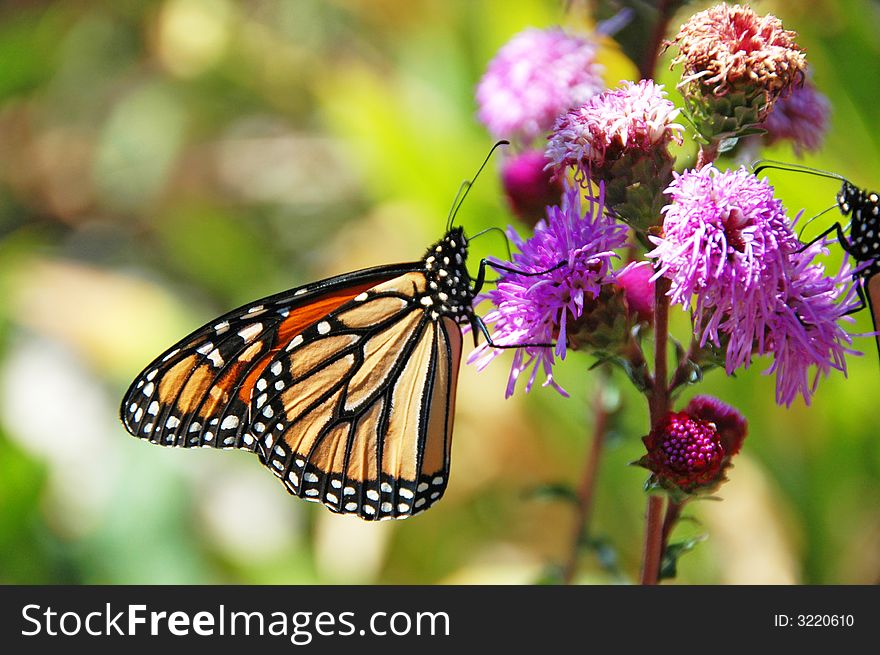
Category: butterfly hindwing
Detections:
[{"x1": 251, "y1": 273, "x2": 462, "y2": 520}]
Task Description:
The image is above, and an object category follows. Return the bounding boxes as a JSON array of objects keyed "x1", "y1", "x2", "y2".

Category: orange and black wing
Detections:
[
  {"x1": 120, "y1": 266, "x2": 462, "y2": 520},
  {"x1": 252, "y1": 271, "x2": 462, "y2": 520},
  {"x1": 120, "y1": 263, "x2": 419, "y2": 450}
]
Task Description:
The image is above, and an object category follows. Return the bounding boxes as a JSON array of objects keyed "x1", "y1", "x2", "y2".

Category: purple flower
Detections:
[
  {"x1": 762, "y1": 78, "x2": 830, "y2": 155},
  {"x1": 545, "y1": 79, "x2": 684, "y2": 178},
  {"x1": 615, "y1": 260, "x2": 655, "y2": 322},
  {"x1": 649, "y1": 165, "x2": 861, "y2": 405},
  {"x1": 684, "y1": 395, "x2": 747, "y2": 457},
  {"x1": 468, "y1": 181, "x2": 628, "y2": 397},
  {"x1": 500, "y1": 150, "x2": 564, "y2": 225},
  {"x1": 648, "y1": 165, "x2": 799, "y2": 361},
  {"x1": 763, "y1": 240, "x2": 861, "y2": 406},
  {"x1": 476, "y1": 27, "x2": 603, "y2": 144}
]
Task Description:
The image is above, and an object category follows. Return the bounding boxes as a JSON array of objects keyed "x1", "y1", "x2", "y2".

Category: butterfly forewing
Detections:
[{"x1": 120, "y1": 265, "x2": 418, "y2": 450}]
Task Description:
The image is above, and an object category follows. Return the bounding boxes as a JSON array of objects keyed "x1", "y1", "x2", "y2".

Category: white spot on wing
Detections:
[
  {"x1": 161, "y1": 348, "x2": 180, "y2": 362},
  {"x1": 208, "y1": 349, "x2": 225, "y2": 368},
  {"x1": 237, "y1": 323, "x2": 263, "y2": 344},
  {"x1": 316, "y1": 321, "x2": 331, "y2": 335},
  {"x1": 221, "y1": 415, "x2": 239, "y2": 430}
]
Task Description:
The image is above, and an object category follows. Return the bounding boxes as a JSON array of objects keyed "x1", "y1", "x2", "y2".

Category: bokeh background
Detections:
[{"x1": 0, "y1": 0, "x2": 878, "y2": 584}]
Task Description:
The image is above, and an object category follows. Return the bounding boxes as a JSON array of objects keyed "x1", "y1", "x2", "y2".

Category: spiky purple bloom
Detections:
[
  {"x1": 648, "y1": 165, "x2": 799, "y2": 359},
  {"x1": 468, "y1": 181, "x2": 628, "y2": 397},
  {"x1": 763, "y1": 240, "x2": 861, "y2": 406},
  {"x1": 762, "y1": 79, "x2": 830, "y2": 155},
  {"x1": 649, "y1": 165, "x2": 861, "y2": 405},
  {"x1": 545, "y1": 79, "x2": 684, "y2": 177},
  {"x1": 476, "y1": 27, "x2": 604, "y2": 144}
]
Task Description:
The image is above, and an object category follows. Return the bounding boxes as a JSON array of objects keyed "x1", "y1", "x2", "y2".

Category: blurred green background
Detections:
[{"x1": 0, "y1": 0, "x2": 877, "y2": 585}]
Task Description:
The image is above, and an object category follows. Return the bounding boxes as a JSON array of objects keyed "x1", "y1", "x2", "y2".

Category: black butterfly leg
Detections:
[
  {"x1": 471, "y1": 315, "x2": 556, "y2": 350},
  {"x1": 471, "y1": 257, "x2": 568, "y2": 295},
  {"x1": 860, "y1": 275, "x2": 880, "y2": 369},
  {"x1": 843, "y1": 277, "x2": 868, "y2": 317},
  {"x1": 797, "y1": 221, "x2": 852, "y2": 254},
  {"x1": 468, "y1": 257, "x2": 568, "y2": 349}
]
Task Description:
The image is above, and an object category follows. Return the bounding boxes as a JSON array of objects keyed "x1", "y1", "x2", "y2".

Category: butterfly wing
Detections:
[
  {"x1": 121, "y1": 266, "x2": 463, "y2": 521},
  {"x1": 120, "y1": 263, "x2": 419, "y2": 450},
  {"x1": 251, "y1": 272, "x2": 462, "y2": 520}
]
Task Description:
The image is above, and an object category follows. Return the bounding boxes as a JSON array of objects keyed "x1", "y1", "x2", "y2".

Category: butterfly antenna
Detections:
[
  {"x1": 752, "y1": 159, "x2": 849, "y2": 183},
  {"x1": 445, "y1": 180, "x2": 471, "y2": 230},
  {"x1": 447, "y1": 140, "x2": 510, "y2": 231},
  {"x1": 469, "y1": 225, "x2": 514, "y2": 260},
  {"x1": 797, "y1": 203, "x2": 838, "y2": 241}
]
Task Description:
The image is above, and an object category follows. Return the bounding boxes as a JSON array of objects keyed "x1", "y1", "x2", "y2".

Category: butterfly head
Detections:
[
  {"x1": 421, "y1": 227, "x2": 474, "y2": 323},
  {"x1": 837, "y1": 181, "x2": 862, "y2": 217}
]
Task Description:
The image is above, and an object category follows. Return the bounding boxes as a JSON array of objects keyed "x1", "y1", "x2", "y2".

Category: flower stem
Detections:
[
  {"x1": 640, "y1": 495, "x2": 665, "y2": 585},
  {"x1": 562, "y1": 372, "x2": 611, "y2": 584},
  {"x1": 649, "y1": 277, "x2": 671, "y2": 421},
  {"x1": 640, "y1": 0, "x2": 674, "y2": 80},
  {"x1": 641, "y1": 275, "x2": 671, "y2": 585},
  {"x1": 669, "y1": 336, "x2": 701, "y2": 391},
  {"x1": 661, "y1": 499, "x2": 685, "y2": 549}
]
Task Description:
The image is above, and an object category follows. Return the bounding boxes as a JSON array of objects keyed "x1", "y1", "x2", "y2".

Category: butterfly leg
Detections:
[
  {"x1": 797, "y1": 222, "x2": 853, "y2": 255},
  {"x1": 471, "y1": 257, "x2": 568, "y2": 295},
  {"x1": 843, "y1": 277, "x2": 868, "y2": 316},
  {"x1": 470, "y1": 314, "x2": 556, "y2": 350}
]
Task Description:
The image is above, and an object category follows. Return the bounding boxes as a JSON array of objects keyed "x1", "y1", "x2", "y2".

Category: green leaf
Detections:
[{"x1": 660, "y1": 534, "x2": 708, "y2": 580}]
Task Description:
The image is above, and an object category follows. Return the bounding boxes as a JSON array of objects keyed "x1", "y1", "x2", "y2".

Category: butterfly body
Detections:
[
  {"x1": 837, "y1": 181, "x2": 880, "y2": 281},
  {"x1": 121, "y1": 227, "x2": 477, "y2": 520}
]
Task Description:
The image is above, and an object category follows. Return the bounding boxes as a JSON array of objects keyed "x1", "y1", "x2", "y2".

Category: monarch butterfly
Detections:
[
  {"x1": 753, "y1": 160, "x2": 880, "y2": 358},
  {"x1": 120, "y1": 143, "x2": 553, "y2": 521}
]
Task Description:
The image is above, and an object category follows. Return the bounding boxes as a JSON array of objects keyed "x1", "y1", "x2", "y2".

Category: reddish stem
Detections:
[
  {"x1": 640, "y1": 495, "x2": 665, "y2": 585},
  {"x1": 640, "y1": 0, "x2": 674, "y2": 80},
  {"x1": 641, "y1": 276, "x2": 672, "y2": 585},
  {"x1": 562, "y1": 378, "x2": 610, "y2": 584},
  {"x1": 660, "y1": 500, "x2": 684, "y2": 549}
]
